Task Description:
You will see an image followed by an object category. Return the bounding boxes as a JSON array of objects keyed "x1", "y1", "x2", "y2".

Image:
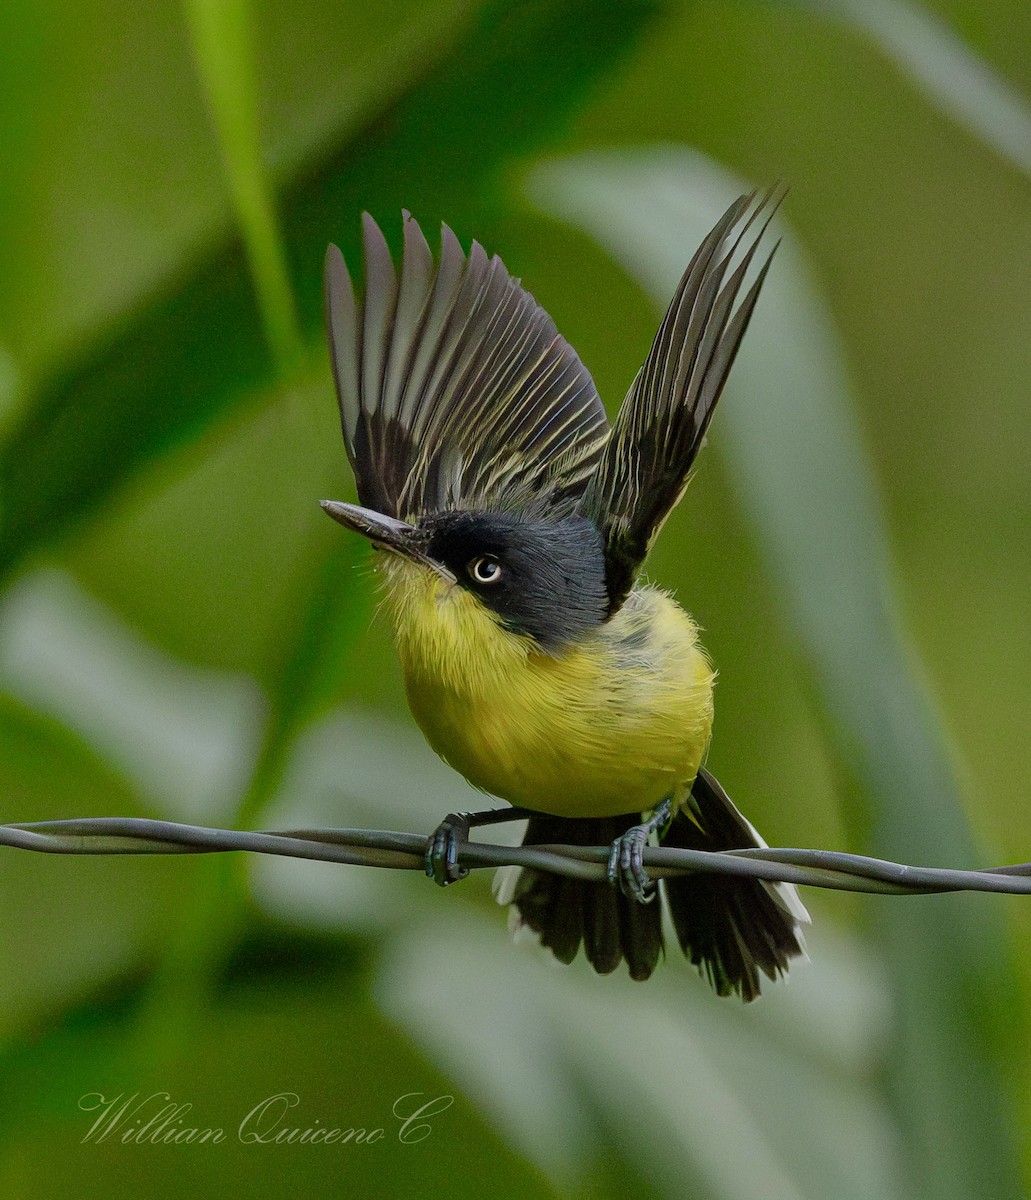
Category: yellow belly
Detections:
[{"x1": 382, "y1": 559, "x2": 714, "y2": 819}]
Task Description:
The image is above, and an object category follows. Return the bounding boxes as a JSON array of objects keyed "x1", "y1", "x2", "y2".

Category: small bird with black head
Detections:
[{"x1": 320, "y1": 190, "x2": 808, "y2": 999}]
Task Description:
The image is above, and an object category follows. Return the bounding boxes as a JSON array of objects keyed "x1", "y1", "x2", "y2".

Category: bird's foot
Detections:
[
  {"x1": 606, "y1": 797, "x2": 674, "y2": 904},
  {"x1": 424, "y1": 805, "x2": 533, "y2": 888},
  {"x1": 425, "y1": 812, "x2": 471, "y2": 887}
]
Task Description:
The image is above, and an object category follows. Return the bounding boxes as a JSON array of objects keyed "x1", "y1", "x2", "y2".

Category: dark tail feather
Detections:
[
  {"x1": 498, "y1": 813, "x2": 664, "y2": 981},
  {"x1": 496, "y1": 772, "x2": 808, "y2": 997},
  {"x1": 662, "y1": 766, "x2": 809, "y2": 1001}
]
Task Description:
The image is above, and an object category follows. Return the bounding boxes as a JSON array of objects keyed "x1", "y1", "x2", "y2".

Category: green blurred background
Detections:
[{"x1": 0, "y1": 0, "x2": 1029, "y2": 1196}]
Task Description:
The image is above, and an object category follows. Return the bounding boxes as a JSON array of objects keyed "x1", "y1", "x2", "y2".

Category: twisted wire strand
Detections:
[{"x1": 1, "y1": 816, "x2": 1029, "y2": 896}]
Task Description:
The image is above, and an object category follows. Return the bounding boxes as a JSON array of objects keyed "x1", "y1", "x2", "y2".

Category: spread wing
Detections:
[
  {"x1": 324, "y1": 212, "x2": 610, "y2": 523},
  {"x1": 579, "y1": 188, "x2": 782, "y2": 610}
]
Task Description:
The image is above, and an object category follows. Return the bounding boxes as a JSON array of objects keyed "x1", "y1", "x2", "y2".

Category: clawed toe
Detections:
[
  {"x1": 424, "y1": 806, "x2": 533, "y2": 888},
  {"x1": 425, "y1": 813, "x2": 471, "y2": 887},
  {"x1": 606, "y1": 798, "x2": 674, "y2": 904},
  {"x1": 606, "y1": 825, "x2": 656, "y2": 904}
]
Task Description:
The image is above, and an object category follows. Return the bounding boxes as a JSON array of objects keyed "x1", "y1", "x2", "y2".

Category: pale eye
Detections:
[{"x1": 468, "y1": 555, "x2": 502, "y2": 585}]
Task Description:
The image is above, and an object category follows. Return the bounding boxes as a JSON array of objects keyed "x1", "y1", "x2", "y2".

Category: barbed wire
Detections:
[{"x1": 1, "y1": 815, "x2": 1030, "y2": 896}]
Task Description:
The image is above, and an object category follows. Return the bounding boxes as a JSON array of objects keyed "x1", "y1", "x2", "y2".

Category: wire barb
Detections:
[{"x1": 1, "y1": 817, "x2": 1030, "y2": 897}]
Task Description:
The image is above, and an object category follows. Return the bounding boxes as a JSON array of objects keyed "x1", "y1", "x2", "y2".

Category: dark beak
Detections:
[{"x1": 319, "y1": 501, "x2": 455, "y2": 581}]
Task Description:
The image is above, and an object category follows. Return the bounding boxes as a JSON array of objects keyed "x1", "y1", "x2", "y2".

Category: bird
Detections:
[{"x1": 319, "y1": 189, "x2": 809, "y2": 1000}]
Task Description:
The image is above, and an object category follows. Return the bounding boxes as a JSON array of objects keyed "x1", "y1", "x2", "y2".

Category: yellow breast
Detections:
[{"x1": 380, "y1": 557, "x2": 715, "y2": 818}]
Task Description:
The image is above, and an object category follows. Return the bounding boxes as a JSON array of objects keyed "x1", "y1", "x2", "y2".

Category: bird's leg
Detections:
[
  {"x1": 425, "y1": 806, "x2": 534, "y2": 888},
  {"x1": 606, "y1": 796, "x2": 675, "y2": 904}
]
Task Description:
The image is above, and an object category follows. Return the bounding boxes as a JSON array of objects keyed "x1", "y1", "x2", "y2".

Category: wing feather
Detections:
[
  {"x1": 579, "y1": 187, "x2": 783, "y2": 609},
  {"x1": 325, "y1": 213, "x2": 609, "y2": 522}
]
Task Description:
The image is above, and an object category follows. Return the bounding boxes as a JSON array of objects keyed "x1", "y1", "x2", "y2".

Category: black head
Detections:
[{"x1": 422, "y1": 511, "x2": 608, "y2": 652}]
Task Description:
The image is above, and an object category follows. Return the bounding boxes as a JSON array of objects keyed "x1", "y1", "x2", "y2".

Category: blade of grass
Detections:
[
  {"x1": 531, "y1": 146, "x2": 1024, "y2": 1200},
  {"x1": 183, "y1": 0, "x2": 302, "y2": 376},
  {"x1": 801, "y1": 0, "x2": 1031, "y2": 181}
]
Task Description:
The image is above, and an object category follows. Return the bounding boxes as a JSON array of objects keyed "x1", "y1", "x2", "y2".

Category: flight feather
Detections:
[
  {"x1": 325, "y1": 213, "x2": 611, "y2": 523},
  {"x1": 578, "y1": 187, "x2": 783, "y2": 609}
]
